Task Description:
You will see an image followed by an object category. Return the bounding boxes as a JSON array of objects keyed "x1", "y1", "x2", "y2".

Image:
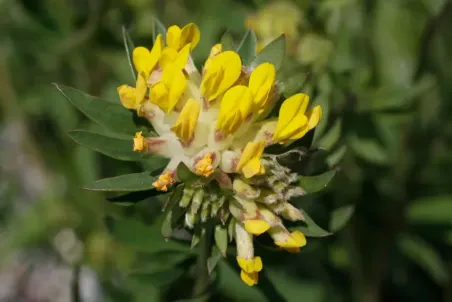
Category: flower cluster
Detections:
[{"x1": 117, "y1": 23, "x2": 322, "y2": 286}]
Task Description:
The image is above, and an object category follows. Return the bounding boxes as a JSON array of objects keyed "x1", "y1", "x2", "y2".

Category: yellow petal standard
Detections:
[
  {"x1": 117, "y1": 72, "x2": 147, "y2": 110},
  {"x1": 244, "y1": 219, "x2": 270, "y2": 235},
  {"x1": 236, "y1": 140, "x2": 265, "y2": 178},
  {"x1": 273, "y1": 93, "x2": 313, "y2": 143},
  {"x1": 249, "y1": 63, "x2": 276, "y2": 111},
  {"x1": 170, "y1": 98, "x2": 201, "y2": 144},
  {"x1": 166, "y1": 25, "x2": 182, "y2": 50},
  {"x1": 167, "y1": 23, "x2": 200, "y2": 52},
  {"x1": 133, "y1": 34, "x2": 163, "y2": 77},
  {"x1": 150, "y1": 65, "x2": 187, "y2": 113},
  {"x1": 200, "y1": 51, "x2": 242, "y2": 102},
  {"x1": 241, "y1": 270, "x2": 259, "y2": 286},
  {"x1": 159, "y1": 43, "x2": 191, "y2": 70},
  {"x1": 216, "y1": 85, "x2": 253, "y2": 136}
]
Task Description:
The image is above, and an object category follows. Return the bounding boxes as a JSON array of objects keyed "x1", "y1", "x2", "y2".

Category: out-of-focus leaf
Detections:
[
  {"x1": 131, "y1": 251, "x2": 191, "y2": 274},
  {"x1": 406, "y1": 195, "x2": 452, "y2": 225},
  {"x1": 214, "y1": 225, "x2": 228, "y2": 257},
  {"x1": 327, "y1": 145, "x2": 347, "y2": 167},
  {"x1": 129, "y1": 269, "x2": 185, "y2": 288},
  {"x1": 314, "y1": 119, "x2": 341, "y2": 149},
  {"x1": 250, "y1": 35, "x2": 286, "y2": 70},
  {"x1": 191, "y1": 226, "x2": 205, "y2": 249},
  {"x1": 161, "y1": 186, "x2": 185, "y2": 238},
  {"x1": 173, "y1": 293, "x2": 211, "y2": 302},
  {"x1": 236, "y1": 28, "x2": 257, "y2": 66},
  {"x1": 111, "y1": 217, "x2": 188, "y2": 252},
  {"x1": 291, "y1": 209, "x2": 332, "y2": 237},
  {"x1": 69, "y1": 130, "x2": 166, "y2": 165},
  {"x1": 329, "y1": 205, "x2": 355, "y2": 232},
  {"x1": 122, "y1": 26, "x2": 137, "y2": 81},
  {"x1": 298, "y1": 169, "x2": 337, "y2": 194},
  {"x1": 311, "y1": 94, "x2": 331, "y2": 145},
  {"x1": 152, "y1": 16, "x2": 167, "y2": 43},
  {"x1": 207, "y1": 246, "x2": 222, "y2": 275},
  {"x1": 83, "y1": 172, "x2": 156, "y2": 191},
  {"x1": 398, "y1": 234, "x2": 449, "y2": 285},
  {"x1": 107, "y1": 189, "x2": 164, "y2": 206},
  {"x1": 348, "y1": 132, "x2": 389, "y2": 165},
  {"x1": 54, "y1": 84, "x2": 149, "y2": 134},
  {"x1": 220, "y1": 31, "x2": 234, "y2": 51}
]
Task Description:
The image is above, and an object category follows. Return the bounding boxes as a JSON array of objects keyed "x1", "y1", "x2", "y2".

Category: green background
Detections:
[{"x1": 1, "y1": 0, "x2": 452, "y2": 301}]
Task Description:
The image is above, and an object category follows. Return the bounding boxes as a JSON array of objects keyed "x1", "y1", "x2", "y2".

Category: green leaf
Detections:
[
  {"x1": 152, "y1": 16, "x2": 167, "y2": 43},
  {"x1": 107, "y1": 189, "x2": 164, "y2": 206},
  {"x1": 406, "y1": 195, "x2": 452, "y2": 225},
  {"x1": 329, "y1": 205, "x2": 355, "y2": 232},
  {"x1": 191, "y1": 226, "x2": 205, "y2": 249},
  {"x1": 291, "y1": 209, "x2": 332, "y2": 237},
  {"x1": 250, "y1": 35, "x2": 286, "y2": 70},
  {"x1": 54, "y1": 84, "x2": 149, "y2": 134},
  {"x1": 298, "y1": 169, "x2": 336, "y2": 194},
  {"x1": 83, "y1": 172, "x2": 156, "y2": 192},
  {"x1": 398, "y1": 234, "x2": 449, "y2": 285},
  {"x1": 129, "y1": 269, "x2": 184, "y2": 288},
  {"x1": 177, "y1": 162, "x2": 200, "y2": 184},
  {"x1": 161, "y1": 186, "x2": 185, "y2": 238},
  {"x1": 220, "y1": 31, "x2": 234, "y2": 51},
  {"x1": 236, "y1": 28, "x2": 257, "y2": 66},
  {"x1": 69, "y1": 130, "x2": 166, "y2": 165},
  {"x1": 207, "y1": 246, "x2": 222, "y2": 275},
  {"x1": 122, "y1": 26, "x2": 136, "y2": 81},
  {"x1": 214, "y1": 225, "x2": 228, "y2": 257}
]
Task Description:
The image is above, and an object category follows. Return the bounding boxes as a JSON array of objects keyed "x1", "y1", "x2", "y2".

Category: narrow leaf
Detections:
[
  {"x1": 177, "y1": 162, "x2": 200, "y2": 184},
  {"x1": 161, "y1": 186, "x2": 185, "y2": 238},
  {"x1": 122, "y1": 26, "x2": 137, "y2": 81},
  {"x1": 54, "y1": 84, "x2": 149, "y2": 134},
  {"x1": 250, "y1": 35, "x2": 286, "y2": 70},
  {"x1": 214, "y1": 225, "x2": 228, "y2": 257},
  {"x1": 406, "y1": 195, "x2": 452, "y2": 225},
  {"x1": 107, "y1": 189, "x2": 164, "y2": 205},
  {"x1": 83, "y1": 172, "x2": 156, "y2": 192},
  {"x1": 236, "y1": 28, "x2": 257, "y2": 66},
  {"x1": 329, "y1": 205, "x2": 355, "y2": 232},
  {"x1": 207, "y1": 246, "x2": 222, "y2": 275},
  {"x1": 291, "y1": 209, "x2": 332, "y2": 237},
  {"x1": 220, "y1": 31, "x2": 234, "y2": 51},
  {"x1": 153, "y1": 16, "x2": 167, "y2": 43},
  {"x1": 298, "y1": 169, "x2": 337, "y2": 194},
  {"x1": 69, "y1": 130, "x2": 166, "y2": 165}
]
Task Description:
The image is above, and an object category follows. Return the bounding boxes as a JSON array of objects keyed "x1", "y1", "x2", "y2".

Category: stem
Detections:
[{"x1": 192, "y1": 227, "x2": 211, "y2": 297}]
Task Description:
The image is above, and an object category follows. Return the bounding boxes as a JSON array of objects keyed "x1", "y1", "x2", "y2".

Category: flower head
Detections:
[{"x1": 116, "y1": 22, "x2": 323, "y2": 286}]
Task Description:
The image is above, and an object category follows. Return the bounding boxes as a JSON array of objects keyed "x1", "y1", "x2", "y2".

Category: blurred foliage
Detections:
[{"x1": 1, "y1": 0, "x2": 452, "y2": 301}]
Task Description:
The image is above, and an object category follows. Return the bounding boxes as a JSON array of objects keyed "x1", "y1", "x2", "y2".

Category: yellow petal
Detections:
[
  {"x1": 209, "y1": 43, "x2": 222, "y2": 57},
  {"x1": 249, "y1": 63, "x2": 276, "y2": 111},
  {"x1": 290, "y1": 231, "x2": 307, "y2": 246},
  {"x1": 253, "y1": 256, "x2": 263, "y2": 272},
  {"x1": 135, "y1": 72, "x2": 147, "y2": 105},
  {"x1": 149, "y1": 81, "x2": 169, "y2": 112},
  {"x1": 237, "y1": 258, "x2": 254, "y2": 273},
  {"x1": 133, "y1": 131, "x2": 145, "y2": 152},
  {"x1": 244, "y1": 219, "x2": 270, "y2": 235},
  {"x1": 273, "y1": 93, "x2": 310, "y2": 138},
  {"x1": 173, "y1": 43, "x2": 191, "y2": 70},
  {"x1": 201, "y1": 51, "x2": 242, "y2": 101},
  {"x1": 216, "y1": 85, "x2": 253, "y2": 135},
  {"x1": 133, "y1": 35, "x2": 163, "y2": 77},
  {"x1": 180, "y1": 23, "x2": 200, "y2": 51},
  {"x1": 170, "y1": 98, "x2": 201, "y2": 144},
  {"x1": 166, "y1": 25, "x2": 182, "y2": 50},
  {"x1": 306, "y1": 105, "x2": 322, "y2": 130},
  {"x1": 159, "y1": 48, "x2": 178, "y2": 69},
  {"x1": 236, "y1": 141, "x2": 265, "y2": 172},
  {"x1": 117, "y1": 85, "x2": 137, "y2": 109},
  {"x1": 240, "y1": 270, "x2": 259, "y2": 286},
  {"x1": 242, "y1": 157, "x2": 265, "y2": 178},
  {"x1": 162, "y1": 66, "x2": 187, "y2": 113}
]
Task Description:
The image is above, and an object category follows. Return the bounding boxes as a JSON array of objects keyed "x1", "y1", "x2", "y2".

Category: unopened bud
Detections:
[
  {"x1": 180, "y1": 187, "x2": 195, "y2": 208},
  {"x1": 201, "y1": 201, "x2": 210, "y2": 222}
]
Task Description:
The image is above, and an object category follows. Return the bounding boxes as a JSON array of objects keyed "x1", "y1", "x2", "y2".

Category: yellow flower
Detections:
[
  {"x1": 166, "y1": 23, "x2": 200, "y2": 52},
  {"x1": 236, "y1": 141, "x2": 265, "y2": 178},
  {"x1": 272, "y1": 93, "x2": 322, "y2": 143},
  {"x1": 249, "y1": 63, "x2": 276, "y2": 112},
  {"x1": 170, "y1": 98, "x2": 201, "y2": 145},
  {"x1": 133, "y1": 131, "x2": 146, "y2": 152},
  {"x1": 117, "y1": 72, "x2": 148, "y2": 110},
  {"x1": 133, "y1": 35, "x2": 164, "y2": 78},
  {"x1": 269, "y1": 227, "x2": 307, "y2": 252},
  {"x1": 235, "y1": 222, "x2": 263, "y2": 286},
  {"x1": 159, "y1": 43, "x2": 191, "y2": 70},
  {"x1": 150, "y1": 64, "x2": 187, "y2": 114},
  {"x1": 200, "y1": 51, "x2": 242, "y2": 102},
  {"x1": 194, "y1": 152, "x2": 215, "y2": 177},
  {"x1": 152, "y1": 171, "x2": 174, "y2": 192},
  {"x1": 216, "y1": 85, "x2": 253, "y2": 136}
]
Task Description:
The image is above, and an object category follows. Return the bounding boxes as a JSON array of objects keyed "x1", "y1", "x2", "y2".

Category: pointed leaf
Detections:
[
  {"x1": 291, "y1": 209, "x2": 332, "y2": 237},
  {"x1": 69, "y1": 130, "x2": 167, "y2": 166},
  {"x1": 250, "y1": 35, "x2": 286, "y2": 70},
  {"x1": 177, "y1": 162, "x2": 200, "y2": 184},
  {"x1": 107, "y1": 189, "x2": 164, "y2": 206},
  {"x1": 298, "y1": 169, "x2": 336, "y2": 194},
  {"x1": 55, "y1": 84, "x2": 150, "y2": 134},
  {"x1": 122, "y1": 26, "x2": 137, "y2": 81},
  {"x1": 329, "y1": 205, "x2": 355, "y2": 232},
  {"x1": 406, "y1": 195, "x2": 452, "y2": 225},
  {"x1": 83, "y1": 172, "x2": 156, "y2": 191},
  {"x1": 152, "y1": 16, "x2": 167, "y2": 43},
  {"x1": 207, "y1": 246, "x2": 222, "y2": 275},
  {"x1": 214, "y1": 225, "x2": 228, "y2": 257},
  {"x1": 236, "y1": 28, "x2": 257, "y2": 66},
  {"x1": 161, "y1": 185, "x2": 185, "y2": 238},
  {"x1": 191, "y1": 226, "x2": 205, "y2": 249},
  {"x1": 220, "y1": 31, "x2": 234, "y2": 51}
]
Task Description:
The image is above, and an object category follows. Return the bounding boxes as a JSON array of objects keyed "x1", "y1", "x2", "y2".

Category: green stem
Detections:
[{"x1": 193, "y1": 227, "x2": 211, "y2": 297}]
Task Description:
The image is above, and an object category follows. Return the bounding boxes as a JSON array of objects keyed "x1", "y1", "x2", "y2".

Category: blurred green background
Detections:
[{"x1": 1, "y1": 0, "x2": 452, "y2": 301}]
